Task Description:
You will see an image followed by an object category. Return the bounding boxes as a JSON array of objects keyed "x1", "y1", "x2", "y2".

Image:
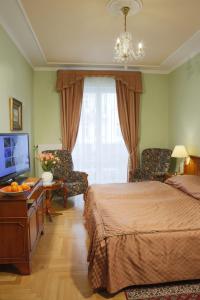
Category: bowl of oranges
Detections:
[{"x1": 0, "y1": 182, "x2": 31, "y2": 196}]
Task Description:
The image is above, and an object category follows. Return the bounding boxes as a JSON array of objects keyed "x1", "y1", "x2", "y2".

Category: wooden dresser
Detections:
[{"x1": 0, "y1": 179, "x2": 45, "y2": 275}]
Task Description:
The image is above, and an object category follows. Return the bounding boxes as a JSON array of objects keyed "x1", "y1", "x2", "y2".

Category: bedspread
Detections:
[{"x1": 84, "y1": 181, "x2": 200, "y2": 293}]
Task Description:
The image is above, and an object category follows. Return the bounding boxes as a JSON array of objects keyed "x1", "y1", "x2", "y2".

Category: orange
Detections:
[
  {"x1": 11, "y1": 185, "x2": 18, "y2": 192},
  {"x1": 21, "y1": 183, "x2": 30, "y2": 191},
  {"x1": 11, "y1": 182, "x2": 18, "y2": 187},
  {"x1": 17, "y1": 186, "x2": 23, "y2": 192},
  {"x1": 5, "y1": 186, "x2": 12, "y2": 192}
]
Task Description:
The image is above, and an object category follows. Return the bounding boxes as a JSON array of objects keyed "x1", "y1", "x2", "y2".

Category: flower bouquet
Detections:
[
  {"x1": 38, "y1": 152, "x2": 59, "y2": 185},
  {"x1": 38, "y1": 152, "x2": 59, "y2": 172}
]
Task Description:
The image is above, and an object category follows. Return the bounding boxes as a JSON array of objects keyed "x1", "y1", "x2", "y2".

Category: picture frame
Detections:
[{"x1": 9, "y1": 98, "x2": 23, "y2": 131}]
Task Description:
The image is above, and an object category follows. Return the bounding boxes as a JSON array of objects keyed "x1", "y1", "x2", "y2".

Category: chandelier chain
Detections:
[
  {"x1": 121, "y1": 6, "x2": 130, "y2": 32},
  {"x1": 125, "y1": 12, "x2": 126, "y2": 31}
]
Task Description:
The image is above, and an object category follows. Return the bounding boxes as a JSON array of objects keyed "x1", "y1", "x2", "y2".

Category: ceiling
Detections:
[{"x1": 1, "y1": 0, "x2": 200, "y2": 72}]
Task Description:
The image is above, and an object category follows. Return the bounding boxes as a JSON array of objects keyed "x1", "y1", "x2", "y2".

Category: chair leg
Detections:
[{"x1": 63, "y1": 186, "x2": 68, "y2": 208}]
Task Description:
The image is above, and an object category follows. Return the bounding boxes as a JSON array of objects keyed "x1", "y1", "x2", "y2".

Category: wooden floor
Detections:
[{"x1": 0, "y1": 196, "x2": 125, "y2": 300}]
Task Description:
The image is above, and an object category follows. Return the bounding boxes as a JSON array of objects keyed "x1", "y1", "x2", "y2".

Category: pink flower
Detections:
[{"x1": 38, "y1": 152, "x2": 59, "y2": 171}]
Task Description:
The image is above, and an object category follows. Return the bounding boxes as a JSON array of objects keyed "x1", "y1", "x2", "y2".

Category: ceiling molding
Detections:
[
  {"x1": 34, "y1": 65, "x2": 168, "y2": 74},
  {"x1": 17, "y1": 0, "x2": 46, "y2": 62},
  {"x1": 0, "y1": 0, "x2": 46, "y2": 67},
  {"x1": 160, "y1": 30, "x2": 200, "y2": 73},
  {"x1": 0, "y1": 0, "x2": 200, "y2": 74},
  {"x1": 0, "y1": 6, "x2": 32, "y2": 67}
]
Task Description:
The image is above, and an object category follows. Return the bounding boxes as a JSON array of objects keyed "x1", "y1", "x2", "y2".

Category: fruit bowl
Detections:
[{"x1": 0, "y1": 186, "x2": 31, "y2": 196}]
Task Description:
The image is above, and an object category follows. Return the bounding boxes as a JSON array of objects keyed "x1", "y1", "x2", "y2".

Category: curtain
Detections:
[
  {"x1": 116, "y1": 80, "x2": 140, "y2": 181},
  {"x1": 73, "y1": 77, "x2": 128, "y2": 184},
  {"x1": 60, "y1": 79, "x2": 84, "y2": 152},
  {"x1": 57, "y1": 70, "x2": 142, "y2": 174}
]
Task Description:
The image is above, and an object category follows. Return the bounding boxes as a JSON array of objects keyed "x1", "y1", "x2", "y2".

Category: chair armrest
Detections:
[
  {"x1": 53, "y1": 171, "x2": 88, "y2": 182},
  {"x1": 53, "y1": 175, "x2": 63, "y2": 181},
  {"x1": 67, "y1": 171, "x2": 88, "y2": 184}
]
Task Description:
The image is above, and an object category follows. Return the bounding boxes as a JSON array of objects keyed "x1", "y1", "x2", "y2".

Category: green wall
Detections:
[
  {"x1": 33, "y1": 71, "x2": 60, "y2": 145},
  {"x1": 169, "y1": 53, "x2": 200, "y2": 155},
  {"x1": 33, "y1": 71, "x2": 169, "y2": 152},
  {"x1": 0, "y1": 25, "x2": 33, "y2": 170},
  {"x1": 140, "y1": 73, "x2": 169, "y2": 152}
]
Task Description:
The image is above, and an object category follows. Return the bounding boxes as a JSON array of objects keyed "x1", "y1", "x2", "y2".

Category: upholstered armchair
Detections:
[
  {"x1": 43, "y1": 150, "x2": 88, "y2": 198},
  {"x1": 130, "y1": 148, "x2": 172, "y2": 182}
]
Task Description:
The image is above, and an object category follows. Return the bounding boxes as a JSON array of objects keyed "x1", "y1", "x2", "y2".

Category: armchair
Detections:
[
  {"x1": 130, "y1": 148, "x2": 172, "y2": 182},
  {"x1": 42, "y1": 150, "x2": 88, "y2": 198}
]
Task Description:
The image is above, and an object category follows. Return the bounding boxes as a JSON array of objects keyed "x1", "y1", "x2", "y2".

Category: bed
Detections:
[{"x1": 84, "y1": 156, "x2": 200, "y2": 293}]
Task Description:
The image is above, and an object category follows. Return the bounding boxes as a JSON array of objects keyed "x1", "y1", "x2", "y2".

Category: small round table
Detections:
[{"x1": 43, "y1": 180, "x2": 68, "y2": 222}]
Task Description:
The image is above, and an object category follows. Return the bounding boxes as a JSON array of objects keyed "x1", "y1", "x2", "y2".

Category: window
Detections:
[{"x1": 73, "y1": 77, "x2": 128, "y2": 184}]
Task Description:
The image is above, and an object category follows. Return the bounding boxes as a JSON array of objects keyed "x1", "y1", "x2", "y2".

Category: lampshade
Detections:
[{"x1": 171, "y1": 145, "x2": 188, "y2": 158}]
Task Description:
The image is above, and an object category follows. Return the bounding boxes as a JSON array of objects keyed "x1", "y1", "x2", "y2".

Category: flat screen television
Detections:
[{"x1": 0, "y1": 133, "x2": 30, "y2": 183}]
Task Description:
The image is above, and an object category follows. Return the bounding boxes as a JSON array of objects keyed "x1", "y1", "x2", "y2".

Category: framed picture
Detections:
[{"x1": 9, "y1": 98, "x2": 23, "y2": 131}]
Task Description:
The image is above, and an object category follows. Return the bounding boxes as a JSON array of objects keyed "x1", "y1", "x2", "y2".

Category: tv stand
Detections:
[{"x1": 0, "y1": 179, "x2": 45, "y2": 275}]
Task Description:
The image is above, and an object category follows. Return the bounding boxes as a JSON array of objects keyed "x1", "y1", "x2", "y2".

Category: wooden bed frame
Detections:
[{"x1": 184, "y1": 156, "x2": 200, "y2": 175}]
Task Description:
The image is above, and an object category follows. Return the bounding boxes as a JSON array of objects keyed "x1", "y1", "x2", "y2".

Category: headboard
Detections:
[{"x1": 184, "y1": 156, "x2": 200, "y2": 175}]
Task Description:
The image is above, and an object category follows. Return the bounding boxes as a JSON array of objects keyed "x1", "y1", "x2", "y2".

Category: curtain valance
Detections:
[{"x1": 56, "y1": 70, "x2": 142, "y2": 93}]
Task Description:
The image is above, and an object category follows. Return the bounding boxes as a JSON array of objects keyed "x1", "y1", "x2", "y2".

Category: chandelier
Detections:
[
  {"x1": 114, "y1": 6, "x2": 145, "y2": 65},
  {"x1": 107, "y1": 0, "x2": 145, "y2": 66}
]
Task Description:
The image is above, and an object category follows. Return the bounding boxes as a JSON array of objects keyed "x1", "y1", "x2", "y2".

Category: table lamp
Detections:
[{"x1": 171, "y1": 145, "x2": 188, "y2": 174}]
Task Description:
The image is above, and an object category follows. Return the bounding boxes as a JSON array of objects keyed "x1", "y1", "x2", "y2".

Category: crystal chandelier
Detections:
[{"x1": 114, "y1": 6, "x2": 145, "y2": 65}]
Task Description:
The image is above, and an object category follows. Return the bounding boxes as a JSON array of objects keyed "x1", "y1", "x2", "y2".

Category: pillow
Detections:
[{"x1": 165, "y1": 175, "x2": 200, "y2": 199}]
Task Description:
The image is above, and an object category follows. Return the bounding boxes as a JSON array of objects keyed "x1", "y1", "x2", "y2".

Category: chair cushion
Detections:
[{"x1": 64, "y1": 181, "x2": 88, "y2": 197}]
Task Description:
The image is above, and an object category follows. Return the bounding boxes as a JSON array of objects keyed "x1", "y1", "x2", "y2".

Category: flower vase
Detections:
[{"x1": 41, "y1": 171, "x2": 53, "y2": 186}]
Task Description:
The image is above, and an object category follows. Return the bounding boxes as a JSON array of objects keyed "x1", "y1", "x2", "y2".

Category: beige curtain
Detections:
[
  {"x1": 116, "y1": 80, "x2": 141, "y2": 181},
  {"x1": 59, "y1": 78, "x2": 84, "y2": 152},
  {"x1": 57, "y1": 70, "x2": 142, "y2": 166}
]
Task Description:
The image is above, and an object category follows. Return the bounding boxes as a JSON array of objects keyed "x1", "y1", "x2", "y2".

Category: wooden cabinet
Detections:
[
  {"x1": 37, "y1": 198, "x2": 44, "y2": 234},
  {"x1": 0, "y1": 180, "x2": 45, "y2": 275},
  {"x1": 29, "y1": 208, "x2": 38, "y2": 252}
]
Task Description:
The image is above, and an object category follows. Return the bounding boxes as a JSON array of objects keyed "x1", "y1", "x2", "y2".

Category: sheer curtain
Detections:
[{"x1": 73, "y1": 77, "x2": 128, "y2": 184}]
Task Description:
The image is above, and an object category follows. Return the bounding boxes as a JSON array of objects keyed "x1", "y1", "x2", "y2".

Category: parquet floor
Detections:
[{"x1": 0, "y1": 196, "x2": 125, "y2": 300}]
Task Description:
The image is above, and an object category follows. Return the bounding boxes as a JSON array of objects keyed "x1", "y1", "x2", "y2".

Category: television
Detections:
[{"x1": 0, "y1": 133, "x2": 30, "y2": 183}]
